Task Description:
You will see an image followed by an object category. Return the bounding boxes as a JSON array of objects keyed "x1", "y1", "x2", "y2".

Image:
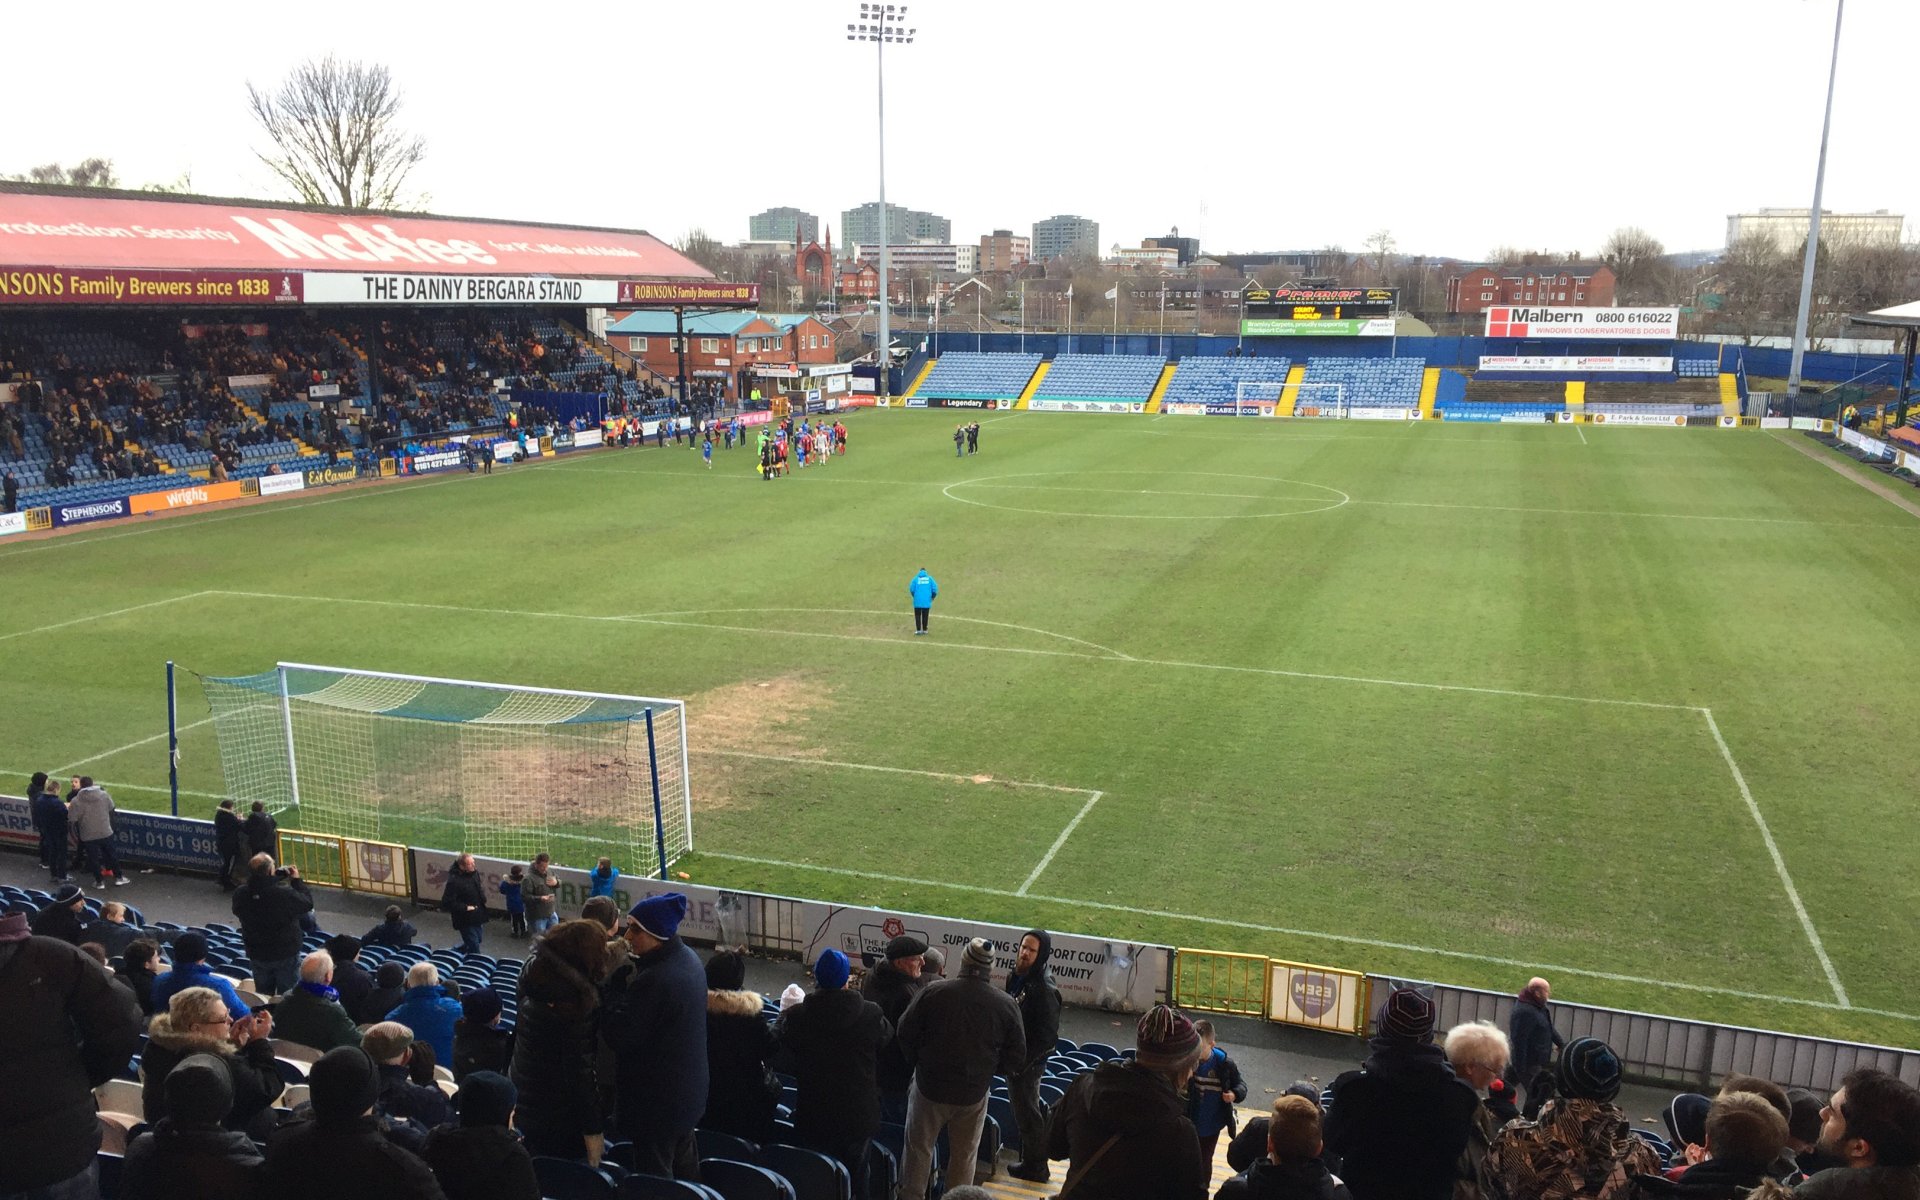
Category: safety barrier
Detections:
[
  {"x1": 1172, "y1": 948, "x2": 1272, "y2": 1018},
  {"x1": 276, "y1": 829, "x2": 412, "y2": 898},
  {"x1": 1269, "y1": 960, "x2": 1370, "y2": 1035}
]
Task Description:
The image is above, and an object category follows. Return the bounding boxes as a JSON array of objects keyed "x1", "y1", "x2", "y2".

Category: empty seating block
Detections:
[
  {"x1": 1161, "y1": 357, "x2": 1293, "y2": 407},
  {"x1": 1034, "y1": 354, "x2": 1166, "y2": 404},
  {"x1": 1300, "y1": 357, "x2": 1426, "y2": 408},
  {"x1": 918, "y1": 352, "x2": 1042, "y2": 401},
  {"x1": 1677, "y1": 360, "x2": 1718, "y2": 378}
]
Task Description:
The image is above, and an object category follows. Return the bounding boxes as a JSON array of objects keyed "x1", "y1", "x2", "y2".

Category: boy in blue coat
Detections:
[
  {"x1": 1188, "y1": 1019, "x2": 1250, "y2": 1166},
  {"x1": 908, "y1": 568, "x2": 938, "y2": 636}
]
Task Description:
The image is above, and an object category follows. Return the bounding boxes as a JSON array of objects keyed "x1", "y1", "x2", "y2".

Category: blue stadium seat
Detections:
[
  {"x1": 532, "y1": 1156, "x2": 619, "y2": 1199},
  {"x1": 699, "y1": 1158, "x2": 797, "y2": 1200},
  {"x1": 756, "y1": 1144, "x2": 852, "y2": 1200}
]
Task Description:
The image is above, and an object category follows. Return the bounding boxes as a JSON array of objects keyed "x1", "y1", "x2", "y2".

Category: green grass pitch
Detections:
[{"x1": 5, "y1": 410, "x2": 1917, "y2": 1047}]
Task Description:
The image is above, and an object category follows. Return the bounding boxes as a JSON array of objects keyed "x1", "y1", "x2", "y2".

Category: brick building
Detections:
[
  {"x1": 603, "y1": 310, "x2": 836, "y2": 399},
  {"x1": 1446, "y1": 262, "x2": 1616, "y2": 315},
  {"x1": 979, "y1": 229, "x2": 1031, "y2": 273}
]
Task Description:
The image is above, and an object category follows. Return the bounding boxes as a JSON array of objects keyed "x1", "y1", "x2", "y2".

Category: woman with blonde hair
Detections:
[{"x1": 141, "y1": 986, "x2": 283, "y2": 1138}]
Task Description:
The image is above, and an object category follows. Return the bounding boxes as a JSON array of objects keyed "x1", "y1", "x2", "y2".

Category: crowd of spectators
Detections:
[{"x1": 8, "y1": 833, "x2": 1920, "y2": 1200}]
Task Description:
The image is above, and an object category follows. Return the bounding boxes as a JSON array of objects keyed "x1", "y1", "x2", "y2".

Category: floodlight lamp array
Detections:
[{"x1": 847, "y1": 2, "x2": 915, "y2": 42}]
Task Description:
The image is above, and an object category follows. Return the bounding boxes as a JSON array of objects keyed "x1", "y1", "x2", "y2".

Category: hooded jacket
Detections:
[
  {"x1": 67, "y1": 784, "x2": 116, "y2": 843},
  {"x1": 422, "y1": 1123, "x2": 541, "y2": 1200},
  {"x1": 387, "y1": 984, "x2": 463, "y2": 1063},
  {"x1": 1325, "y1": 1040, "x2": 1480, "y2": 1200},
  {"x1": 1006, "y1": 929, "x2": 1063, "y2": 1075},
  {"x1": 1046, "y1": 1060, "x2": 1207, "y2": 1200},
  {"x1": 773, "y1": 986, "x2": 890, "y2": 1146},
  {"x1": 230, "y1": 871, "x2": 314, "y2": 962},
  {"x1": 1220, "y1": 1158, "x2": 1356, "y2": 1200},
  {"x1": 122, "y1": 1119, "x2": 265, "y2": 1200},
  {"x1": 0, "y1": 933, "x2": 144, "y2": 1192},
  {"x1": 30, "y1": 900, "x2": 86, "y2": 944},
  {"x1": 214, "y1": 805, "x2": 245, "y2": 854},
  {"x1": 510, "y1": 943, "x2": 605, "y2": 1144},
  {"x1": 703, "y1": 987, "x2": 779, "y2": 1142},
  {"x1": 243, "y1": 809, "x2": 278, "y2": 857},
  {"x1": 895, "y1": 954, "x2": 1025, "y2": 1106},
  {"x1": 141, "y1": 1010, "x2": 286, "y2": 1138}
]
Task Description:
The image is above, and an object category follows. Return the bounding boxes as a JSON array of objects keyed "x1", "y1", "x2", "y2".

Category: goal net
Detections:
[
  {"x1": 1278, "y1": 382, "x2": 1350, "y2": 419},
  {"x1": 200, "y1": 662, "x2": 691, "y2": 876}
]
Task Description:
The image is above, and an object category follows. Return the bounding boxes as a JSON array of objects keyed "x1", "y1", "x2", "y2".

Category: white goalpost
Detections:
[
  {"x1": 1228, "y1": 380, "x2": 1348, "y2": 417},
  {"x1": 200, "y1": 662, "x2": 692, "y2": 876}
]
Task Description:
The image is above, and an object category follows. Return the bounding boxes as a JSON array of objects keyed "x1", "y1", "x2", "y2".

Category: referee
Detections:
[{"x1": 908, "y1": 568, "x2": 939, "y2": 636}]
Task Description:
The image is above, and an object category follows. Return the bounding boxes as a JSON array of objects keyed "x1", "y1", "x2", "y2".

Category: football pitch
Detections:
[{"x1": 5, "y1": 411, "x2": 1918, "y2": 1047}]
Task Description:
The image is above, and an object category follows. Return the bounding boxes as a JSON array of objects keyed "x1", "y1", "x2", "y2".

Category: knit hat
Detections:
[
  {"x1": 814, "y1": 949, "x2": 850, "y2": 990},
  {"x1": 1557, "y1": 1036, "x2": 1624, "y2": 1101},
  {"x1": 455, "y1": 1070, "x2": 517, "y2": 1128},
  {"x1": 172, "y1": 932, "x2": 209, "y2": 963},
  {"x1": 460, "y1": 987, "x2": 503, "y2": 1026},
  {"x1": 51, "y1": 884, "x2": 83, "y2": 906},
  {"x1": 1134, "y1": 1004, "x2": 1201, "y2": 1071},
  {"x1": 0, "y1": 914, "x2": 28, "y2": 944},
  {"x1": 884, "y1": 934, "x2": 928, "y2": 961},
  {"x1": 628, "y1": 892, "x2": 689, "y2": 940},
  {"x1": 165, "y1": 1053, "x2": 235, "y2": 1125},
  {"x1": 1377, "y1": 986, "x2": 1436, "y2": 1044},
  {"x1": 324, "y1": 934, "x2": 362, "y2": 964},
  {"x1": 1787, "y1": 1088, "x2": 1825, "y2": 1145},
  {"x1": 960, "y1": 938, "x2": 995, "y2": 976},
  {"x1": 309, "y1": 1046, "x2": 380, "y2": 1123},
  {"x1": 1665, "y1": 1092, "x2": 1711, "y2": 1147},
  {"x1": 779, "y1": 983, "x2": 808, "y2": 1010},
  {"x1": 375, "y1": 961, "x2": 405, "y2": 987},
  {"x1": 705, "y1": 950, "x2": 747, "y2": 992}
]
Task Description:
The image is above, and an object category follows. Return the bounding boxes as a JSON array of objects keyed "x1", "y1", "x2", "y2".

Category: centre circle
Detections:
[{"x1": 941, "y1": 471, "x2": 1351, "y2": 520}]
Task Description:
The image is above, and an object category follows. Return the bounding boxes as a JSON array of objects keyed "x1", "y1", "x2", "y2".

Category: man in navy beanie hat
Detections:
[
  {"x1": 1325, "y1": 987, "x2": 1479, "y2": 1200},
  {"x1": 601, "y1": 892, "x2": 708, "y2": 1181},
  {"x1": 772, "y1": 949, "x2": 889, "y2": 1197}
]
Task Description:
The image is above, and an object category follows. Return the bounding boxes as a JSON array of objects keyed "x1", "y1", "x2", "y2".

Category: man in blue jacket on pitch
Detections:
[{"x1": 909, "y1": 568, "x2": 938, "y2": 636}]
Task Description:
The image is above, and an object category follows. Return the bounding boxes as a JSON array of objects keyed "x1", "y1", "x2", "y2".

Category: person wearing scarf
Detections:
[{"x1": 274, "y1": 950, "x2": 363, "y2": 1052}]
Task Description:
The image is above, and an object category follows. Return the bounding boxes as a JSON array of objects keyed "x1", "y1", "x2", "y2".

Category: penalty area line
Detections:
[
  {"x1": 696, "y1": 747, "x2": 1095, "y2": 795},
  {"x1": 692, "y1": 850, "x2": 1912, "y2": 1021},
  {"x1": 53, "y1": 715, "x2": 219, "y2": 776},
  {"x1": 1017, "y1": 790, "x2": 1103, "y2": 896}
]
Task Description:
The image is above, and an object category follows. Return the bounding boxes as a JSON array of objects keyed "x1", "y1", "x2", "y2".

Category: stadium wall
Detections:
[{"x1": 4, "y1": 792, "x2": 1913, "y2": 1085}]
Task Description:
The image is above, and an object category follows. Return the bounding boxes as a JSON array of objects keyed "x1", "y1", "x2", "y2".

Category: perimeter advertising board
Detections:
[
  {"x1": 257, "y1": 472, "x2": 306, "y2": 497},
  {"x1": 0, "y1": 267, "x2": 302, "y2": 305},
  {"x1": 1241, "y1": 317, "x2": 1394, "y2": 337},
  {"x1": 1027, "y1": 400, "x2": 1144, "y2": 414},
  {"x1": 1589, "y1": 411, "x2": 1686, "y2": 426},
  {"x1": 304, "y1": 272, "x2": 619, "y2": 306},
  {"x1": 52, "y1": 496, "x2": 129, "y2": 526},
  {"x1": 1483, "y1": 307, "x2": 1679, "y2": 339},
  {"x1": 1479, "y1": 355, "x2": 1674, "y2": 373},
  {"x1": 0, "y1": 512, "x2": 25, "y2": 538},
  {"x1": 128, "y1": 479, "x2": 251, "y2": 514}
]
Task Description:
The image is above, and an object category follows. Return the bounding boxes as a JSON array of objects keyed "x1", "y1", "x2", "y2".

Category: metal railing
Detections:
[
  {"x1": 1173, "y1": 948, "x2": 1272, "y2": 1017},
  {"x1": 275, "y1": 830, "x2": 411, "y2": 899}
]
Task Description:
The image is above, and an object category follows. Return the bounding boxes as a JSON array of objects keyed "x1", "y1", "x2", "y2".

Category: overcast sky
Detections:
[{"x1": 5, "y1": 0, "x2": 1912, "y2": 261}]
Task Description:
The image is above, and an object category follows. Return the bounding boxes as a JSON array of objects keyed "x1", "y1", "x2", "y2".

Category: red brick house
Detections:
[
  {"x1": 602, "y1": 311, "x2": 836, "y2": 399},
  {"x1": 1446, "y1": 262, "x2": 1616, "y2": 314}
]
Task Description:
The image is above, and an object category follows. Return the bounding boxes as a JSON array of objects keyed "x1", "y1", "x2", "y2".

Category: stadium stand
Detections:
[
  {"x1": 1677, "y1": 359, "x2": 1719, "y2": 378},
  {"x1": 915, "y1": 352, "x2": 1043, "y2": 402},
  {"x1": 1160, "y1": 357, "x2": 1293, "y2": 407},
  {"x1": 1032, "y1": 354, "x2": 1167, "y2": 404},
  {"x1": 1300, "y1": 356, "x2": 1426, "y2": 408}
]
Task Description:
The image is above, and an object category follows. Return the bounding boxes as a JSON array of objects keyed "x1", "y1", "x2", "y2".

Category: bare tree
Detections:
[
  {"x1": 675, "y1": 228, "x2": 727, "y2": 273},
  {"x1": 1363, "y1": 229, "x2": 1396, "y2": 278},
  {"x1": 247, "y1": 56, "x2": 426, "y2": 210},
  {"x1": 1602, "y1": 227, "x2": 1673, "y2": 303},
  {"x1": 4, "y1": 158, "x2": 121, "y2": 188}
]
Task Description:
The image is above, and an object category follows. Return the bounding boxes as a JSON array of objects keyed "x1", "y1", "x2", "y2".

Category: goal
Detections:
[
  {"x1": 1275, "y1": 381, "x2": 1350, "y2": 419},
  {"x1": 200, "y1": 662, "x2": 691, "y2": 877}
]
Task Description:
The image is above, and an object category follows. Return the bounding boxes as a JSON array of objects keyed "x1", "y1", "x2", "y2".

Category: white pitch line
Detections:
[
  {"x1": 1349, "y1": 497, "x2": 1896, "y2": 529},
  {"x1": 630, "y1": 606, "x2": 1134, "y2": 661},
  {"x1": 0, "y1": 591, "x2": 211, "y2": 644},
  {"x1": 699, "y1": 747, "x2": 1093, "y2": 795},
  {"x1": 1575, "y1": 422, "x2": 1589, "y2": 446},
  {"x1": 54, "y1": 715, "x2": 219, "y2": 775},
  {"x1": 1017, "y1": 790, "x2": 1104, "y2": 896},
  {"x1": 697, "y1": 849, "x2": 1915, "y2": 1020},
  {"x1": 1702, "y1": 707, "x2": 1850, "y2": 1008},
  {"x1": 0, "y1": 770, "x2": 230, "y2": 803}
]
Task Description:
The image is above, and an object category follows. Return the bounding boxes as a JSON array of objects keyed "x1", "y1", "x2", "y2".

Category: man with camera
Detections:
[{"x1": 231, "y1": 853, "x2": 314, "y2": 995}]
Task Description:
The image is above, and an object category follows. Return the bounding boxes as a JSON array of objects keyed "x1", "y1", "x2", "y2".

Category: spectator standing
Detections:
[
  {"x1": 702, "y1": 948, "x2": 779, "y2": 1143},
  {"x1": 863, "y1": 932, "x2": 930, "y2": 1122},
  {"x1": 1325, "y1": 987, "x2": 1479, "y2": 1200},
  {"x1": 121, "y1": 1052, "x2": 266, "y2": 1200},
  {"x1": 362, "y1": 904, "x2": 418, "y2": 949},
  {"x1": 117, "y1": 937, "x2": 166, "y2": 1016},
  {"x1": 275, "y1": 949, "x2": 363, "y2": 1052},
  {"x1": 1006, "y1": 928, "x2": 1064, "y2": 1183},
  {"x1": 1047, "y1": 1002, "x2": 1207, "y2": 1200},
  {"x1": 363, "y1": 1021, "x2": 453, "y2": 1129},
  {"x1": 30, "y1": 883, "x2": 88, "y2": 944},
  {"x1": 387, "y1": 961, "x2": 464, "y2": 1063},
  {"x1": 141, "y1": 985, "x2": 284, "y2": 1140},
  {"x1": 0, "y1": 910, "x2": 144, "y2": 1198},
  {"x1": 1443, "y1": 1021, "x2": 1514, "y2": 1200},
  {"x1": 242, "y1": 800, "x2": 278, "y2": 858},
  {"x1": 500, "y1": 865, "x2": 527, "y2": 937},
  {"x1": 68, "y1": 776, "x2": 126, "y2": 888},
  {"x1": 326, "y1": 934, "x2": 374, "y2": 1018},
  {"x1": 262, "y1": 1045, "x2": 447, "y2": 1200},
  {"x1": 589, "y1": 856, "x2": 620, "y2": 898},
  {"x1": 1190, "y1": 1019, "x2": 1251, "y2": 1168},
  {"x1": 442, "y1": 853, "x2": 490, "y2": 954},
  {"x1": 80, "y1": 899, "x2": 141, "y2": 958},
  {"x1": 1487, "y1": 1037, "x2": 1657, "y2": 1200},
  {"x1": 1509, "y1": 976, "x2": 1565, "y2": 1109},
  {"x1": 511, "y1": 919, "x2": 611, "y2": 1164},
  {"x1": 422, "y1": 1071, "x2": 541, "y2": 1200},
  {"x1": 1217, "y1": 1094, "x2": 1353, "y2": 1200},
  {"x1": 30, "y1": 771, "x2": 72, "y2": 884},
  {"x1": 152, "y1": 931, "x2": 251, "y2": 1019},
  {"x1": 896, "y1": 937, "x2": 1026, "y2": 1196},
  {"x1": 453, "y1": 987, "x2": 513, "y2": 1081},
  {"x1": 523, "y1": 854, "x2": 559, "y2": 936},
  {"x1": 213, "y1": 799, "x2": 245, "y2": 890},
  {"x1": 1795, "y1": 1068, "x2": 1920, "y2": 1199},
  {"x1": 773, "y1": 948, "x2": 888, "y2": 1197},
  {"x1": 601, "y1": 892, "x2": 708, "y2": 1180},
  {"x1": 356, "y1": 960, "x2": 408, "y2": 1025},
  {"x1": 231, "y1": 854, "x2": 313, "y2": 995}
]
